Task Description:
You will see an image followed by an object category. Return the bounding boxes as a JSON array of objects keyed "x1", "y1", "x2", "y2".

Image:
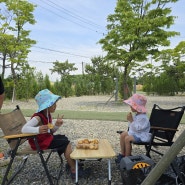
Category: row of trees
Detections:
[
  {"x1": 3, "y1": 56, "x2": 120, "y2": 100},
  {"x1": 0, "y1": 0, "x2": 185, "y2": 100},
  {"x1": 3, "y1": 53, "x2": 185, "y2": 101}
]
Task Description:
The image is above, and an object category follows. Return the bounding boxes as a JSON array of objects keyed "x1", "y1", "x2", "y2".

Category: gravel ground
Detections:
[
  {"x1": 0, "y1": 94, "x2": 185, "y2": 185},
  {"x1": 2, "y1": 94, "x2": 185, "y2": 112}
]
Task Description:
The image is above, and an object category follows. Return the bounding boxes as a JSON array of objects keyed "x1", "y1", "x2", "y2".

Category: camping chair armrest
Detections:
[
  {"x1": 116, "y1": 131, "x2": 123, "y2": 134},
  {"x1": 4, "y1": 133, "x2": 37, "y2": 139},
  {"x1": 151, "y1": 126, "x2": 178, "y2": 132}
]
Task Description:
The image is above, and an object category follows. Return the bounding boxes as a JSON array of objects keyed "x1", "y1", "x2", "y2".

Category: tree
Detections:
[
  {"x1": 15, "y1": 64, "x2": 36, "y2": 100},
  {"x1": 0, "y1": 0, "x2": 36, "y2": 100},
  {"x1": 36, "y1": 71, "x2": 44, "y2": 90},
  {"x1": 99, "y1": 0, "x2": 179, "y2": 99},
  {"x1": 50, "y1": 60, "x2": 78, "y2": 81},
  {"x1": 85, "y1": 56, "x2": 117, "y2": 95},
  {"x1": 44, "y1": 74, "x2": 51, "y2": 90},
  {"x1": 50, "y1": 60, "x2": 77, "y2": 97},
  {"x1": 153, "y1": 41, "x2": 185, "y2": 94}
]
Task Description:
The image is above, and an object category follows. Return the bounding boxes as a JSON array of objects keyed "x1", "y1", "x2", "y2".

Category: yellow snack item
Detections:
[{"x1": 48, "y1": 123, "x2": 54, "y2": 129}]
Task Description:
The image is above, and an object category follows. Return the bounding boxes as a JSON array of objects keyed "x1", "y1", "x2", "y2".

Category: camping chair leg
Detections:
[
  {"x1": 145, "y1": 130, "x2": 157, "y2": 158},
  {"x1": 2, "y1": 156, "x2": 15, "y2": 185},
  {"x1": 37, "y1": 147, "x2": 63, "y2": 185},
  {"x1": 47, "y1": 152, "x2": 63, "y2": 185},
  {"x1": 145, "y1": 145, "x2": 151, "y2": 158},
  {"x1": 2, "y1": 138, "x2": 28, "y2": 185},
  {"x1": 55, "y1": 154, "x2": 63, "y2": 184},
  {"x1": 45, "y1": 150, "x2": 53, "y2": 164},
  {"x1": 33, "y1": 137, "x2": 54, "y2": 185}
]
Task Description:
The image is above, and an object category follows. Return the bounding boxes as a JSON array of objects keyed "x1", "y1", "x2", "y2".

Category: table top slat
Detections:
[{"x1": 70, "y1": 139, "x2": 116, "y2": 159}]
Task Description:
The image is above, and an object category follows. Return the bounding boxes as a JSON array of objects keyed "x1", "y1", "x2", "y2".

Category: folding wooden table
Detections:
[{"x1": 70, "y1": 139, "x2": 116, "y2": 185}]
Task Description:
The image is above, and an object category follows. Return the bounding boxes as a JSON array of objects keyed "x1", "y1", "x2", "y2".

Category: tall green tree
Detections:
[
  {"x1": 50, "y1": 60, "x2": 77, "y2": 97},
  {"x1": 36, "y1": 71, "x2": 44, "y2": 90},
  {"x1": 153, "y1": 41, "x2": 185, "y2": 94},
  {"x1": 15, "y1": 64, "x2": 36, "y2": 100},
  {"x1": 99, "y1": 0, "x2": 179, "y2": 99},
  {"x1": 50, "y1": 60, "x2": 77, "y2": 81},
  {"x1": 0, "y1": 0, "x2": 36, "y2": 82},
  {"x1": 44, "y1": 74, "x2": 51, "y2": 90},
  {"x1": 155, "y1": 41, "x2": 185, "y2": 76},
  {"x1": 85, "y1": 56, "x2": 116, "y2": 95}
]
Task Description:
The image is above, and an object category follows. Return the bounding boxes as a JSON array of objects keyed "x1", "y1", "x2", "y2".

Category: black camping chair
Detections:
[
  {"x1": 0, "y1": 105, "x2": 63, "y2": 185},
  {"x1": 117, "y1": 104, "x2": 185, "y2": 158}
]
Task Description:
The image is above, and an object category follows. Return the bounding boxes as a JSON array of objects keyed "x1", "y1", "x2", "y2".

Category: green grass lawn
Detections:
[
  {"x1": 1, "y1": 109, "x2": 126, "y2": 121},
  {"x1": 2, "y1": 108, "x2": 185, "y2": 123}
]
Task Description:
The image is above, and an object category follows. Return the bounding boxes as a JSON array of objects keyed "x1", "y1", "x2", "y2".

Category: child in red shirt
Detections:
[{"x1": 22, "y1": 89, "x2": 90, "y2": 179}]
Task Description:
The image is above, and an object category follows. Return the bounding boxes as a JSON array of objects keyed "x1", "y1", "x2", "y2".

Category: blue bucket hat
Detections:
[{"x1": 35, "y1": 89, "x2": 61, "y2": 112}]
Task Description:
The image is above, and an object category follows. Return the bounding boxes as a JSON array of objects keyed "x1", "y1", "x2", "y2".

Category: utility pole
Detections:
[
  {"x1": 114, "y1": 77, "x2": 118, "y2": 101},
  {"x1": 133, "y1": 76, "x2": 136, "y2": 93},
  {"x1": 82, "y1": 61, "x2": 84, "y2": 75}
]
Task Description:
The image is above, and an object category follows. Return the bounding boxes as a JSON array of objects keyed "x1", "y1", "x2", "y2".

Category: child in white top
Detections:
[
  {"x1": 116, "y1": 94, "x2": 151, "y2": 163},
  {"x1": 21, "y1": 89, "x2": 90, "y2": 179}
]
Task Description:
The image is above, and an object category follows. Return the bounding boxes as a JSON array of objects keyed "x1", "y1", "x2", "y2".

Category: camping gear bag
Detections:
[{"x1": 120, "y1": 154, "x2": 185, "y2": 185}]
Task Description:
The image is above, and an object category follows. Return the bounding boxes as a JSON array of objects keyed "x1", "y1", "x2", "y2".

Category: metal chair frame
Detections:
[
  {"x1": 0, "y1": 105, "x2": 63, "y2": 185},
  {"x1": 117, "y1": 104, "x2": 185, "y2": 157}
]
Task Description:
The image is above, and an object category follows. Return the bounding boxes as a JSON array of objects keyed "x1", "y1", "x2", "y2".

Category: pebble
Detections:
[
  {"x1": 1, "y1": 120, "x2": 185, "y2": 185},
  {"x1": 1, "y1": 95, "x2": 185, "y2": 184}
]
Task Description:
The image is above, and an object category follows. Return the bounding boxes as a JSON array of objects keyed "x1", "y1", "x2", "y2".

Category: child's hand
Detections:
[
  {"x1": 55, "y1": 114, "x2": 64, "y2": 127},
  {"x1": 127, "y1": 112, "x2": 133, "y2": 123},
  {"x1": 39, "y1": 125, "x2": 48, "y2": 134}
]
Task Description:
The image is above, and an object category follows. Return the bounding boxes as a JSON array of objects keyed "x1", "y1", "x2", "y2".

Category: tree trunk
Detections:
[
  {"x1": 11, "y1": 62, "x2": 17, "y2": 101},
  {"x1": 2, "y1": 54, "x2": 6, "y2": 79},
  {"x1": 141, "y1": 129, "x2": 185, "y2": 185},
  {"x1": 123, "y1": 66, "x2": 131, "y2": 100}
]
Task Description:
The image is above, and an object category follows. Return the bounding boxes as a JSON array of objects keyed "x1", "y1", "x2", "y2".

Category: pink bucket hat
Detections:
[{"x1": 123, "y1": 94, "x2": 147, "y2": 113}]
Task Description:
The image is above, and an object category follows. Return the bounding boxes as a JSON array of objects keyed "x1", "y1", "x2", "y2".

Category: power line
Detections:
[
  {"x1": 28, "y1": 60, "x2": 53, "y2": 64},
  {"x1": 33, "y1": 46, "x2": 91, "y2": 59},
  {"x1": 29, "y1": 0, "x2": 105, "y2": 35},
  {"x1": 45, "y1": 0, "x2": 104, "y2": 29}
]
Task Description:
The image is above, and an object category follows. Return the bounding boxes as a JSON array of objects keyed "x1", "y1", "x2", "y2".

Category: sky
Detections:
[{"x1": 25, "y1": 0, "x2": 185, "y2": 82}]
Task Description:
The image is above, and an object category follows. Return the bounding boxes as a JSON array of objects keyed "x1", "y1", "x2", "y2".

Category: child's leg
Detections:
[
  {"x1": 48, "y1": 135, "x2": 75, "y2": 169},
  {"x1": 64, "y1": 143, "x2": 91, "y2": 179},
  {"x1": 120, "y1": 131, "x2": 129, "y2": 156},
  {"x1": 124, "y1": 135, "x2": 135, "y2": 156},
  {"x1": 64, "y1": 143, "x2": 75, "y2": 170}
]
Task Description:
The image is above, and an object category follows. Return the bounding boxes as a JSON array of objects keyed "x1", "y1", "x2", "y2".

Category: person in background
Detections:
[
  {"x1": 21, "y1": 89, "x2": 90, "y2": 179},
  {"x1": 0, "y1": 76, "x2": 5, "y2": 111},
  {"x1": 115, "y1": 94, "x2": 151, "y2": 164}
]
